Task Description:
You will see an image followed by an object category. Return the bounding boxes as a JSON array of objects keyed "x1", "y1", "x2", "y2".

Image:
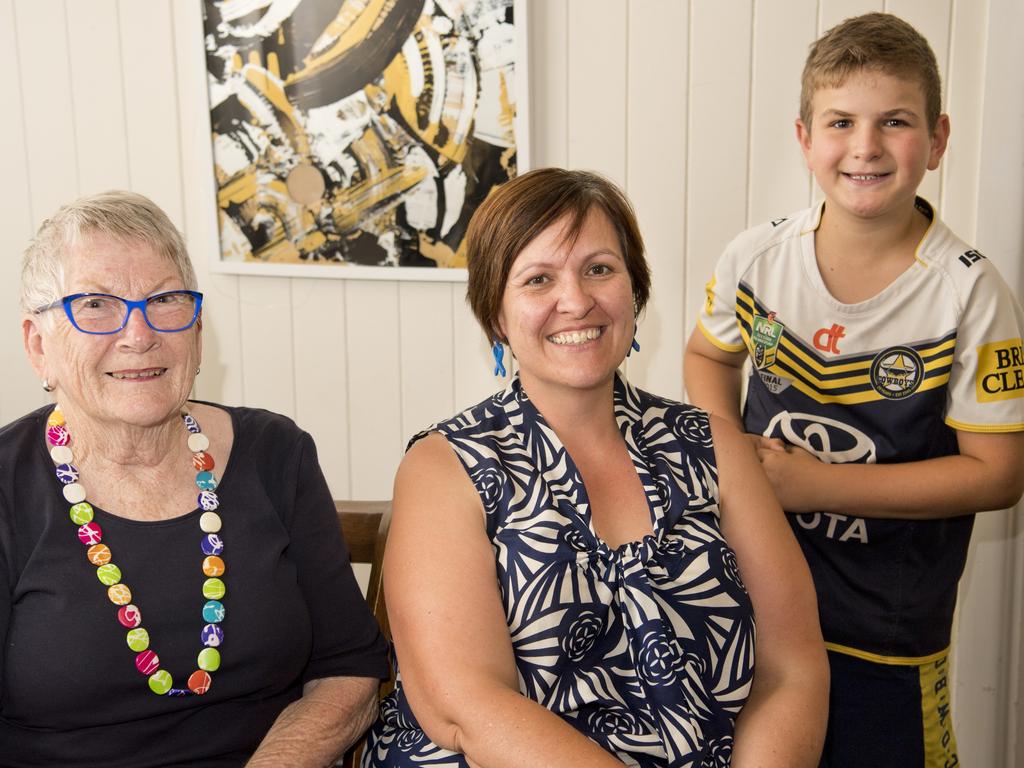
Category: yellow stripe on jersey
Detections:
[
  {"x1": 734, "y1": 292, "x2": 954, "y2": 404},
  {"x1": 919, "y1": 653, "x2": 959, "y2": 767},
  {"x1": 697, "y1": 318, "x2": 747, "y2": 353},
  {"x1": 824, "y1": 642, "x2": 950, "y2": 666},
  {"x1": 945, "y1": 416, "x2": 1024, "y2": 433}
]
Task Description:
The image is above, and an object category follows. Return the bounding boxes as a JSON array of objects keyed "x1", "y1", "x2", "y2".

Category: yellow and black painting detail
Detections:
[{"x1": 203, "y1": 0, "x2": 518, "y2": 268}]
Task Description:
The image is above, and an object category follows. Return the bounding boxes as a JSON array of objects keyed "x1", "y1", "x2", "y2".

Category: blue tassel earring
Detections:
[
  {"x1": 627, "y1": 337, "x2": 640, "y2": 357},
  {"x1": 492, "y1": 339, "x2": 507, "y2": 377}
]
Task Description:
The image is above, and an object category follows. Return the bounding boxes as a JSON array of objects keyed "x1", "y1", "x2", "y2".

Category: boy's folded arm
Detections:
[
  {"x1": 684, "y1": 327, "x2": 747, "y2": 426},
  {"x1": 757, "y1": 430, "x2": 1024, "y2": 518}
]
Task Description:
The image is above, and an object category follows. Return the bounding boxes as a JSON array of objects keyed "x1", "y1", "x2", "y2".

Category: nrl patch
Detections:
[
  {"x1": 757, "y1": 369, "x2": 793, "y2": 394},
  {"x1": 750, "y1": 312, "x2": 783, "y2": 370},
  {"x1": 870, "y1": 346, "x2": 925, "y2": 399}
]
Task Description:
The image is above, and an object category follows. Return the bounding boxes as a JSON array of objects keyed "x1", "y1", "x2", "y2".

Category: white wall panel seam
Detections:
[
  {"x1": 343, "y1": 281, "x2": 355, "y2": 496},
  {"x1": 59, "y1": 0, "x2": 82, "y2": 197},
  {"x1": 165, "y1": 0, "x2": 186, "y2": 224},
  {"x1": 286, "y1": 281, "x2": 300, "y2": 421},
  {"x1": 114, "y1": 2, "x2": 132, "y2": 189},
  {"x1": 744, "y1": 0, "x2": 757, "y2": 229},
  {"x1": 938, "y1": 0, "x2": 955, "y2": 210},
  {"x1": 9, "y1": 1, "x2": 35, "y2": 225},
  {"x1": 681, "y1": 0, "x2": 694, "y2": 363},
  {"x1": 743, "y1": 0, "x2": 755, "y2": 229}
]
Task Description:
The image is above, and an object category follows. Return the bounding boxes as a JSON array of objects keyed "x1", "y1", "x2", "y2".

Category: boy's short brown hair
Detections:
[
  {"x1": 800, "y1": 12, "x2": 942, "y2": 131},
  {"x1": 465, "y1": 167, "x2": 650, "y2": 343}
]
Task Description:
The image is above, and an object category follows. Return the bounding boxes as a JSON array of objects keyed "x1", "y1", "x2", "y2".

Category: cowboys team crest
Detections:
[{"x1": 870, "y1": 346, "x2": 925, "y2": 399}]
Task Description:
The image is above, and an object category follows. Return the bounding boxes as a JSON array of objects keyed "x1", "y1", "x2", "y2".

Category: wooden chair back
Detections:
[
  {"x1": 336, "y1": 499, "x2": 392, "y2": 648},
  {"x1": 336, "y1": 499, "x2": 392, "y2": 768}
]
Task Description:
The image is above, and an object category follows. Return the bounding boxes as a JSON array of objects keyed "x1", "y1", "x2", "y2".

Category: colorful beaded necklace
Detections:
[{"x1": 46, "y1": 405, "x2": 226, "y2": 696}]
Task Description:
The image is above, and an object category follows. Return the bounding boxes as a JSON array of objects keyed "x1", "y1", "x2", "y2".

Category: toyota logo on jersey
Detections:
[{"x1": 763, "y1": 411, "x2": 876, "y2": 465}]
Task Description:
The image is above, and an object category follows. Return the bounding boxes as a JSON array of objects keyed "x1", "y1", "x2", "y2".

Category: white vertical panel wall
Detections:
[{"x1": 2, "y1": 0, "x2": 1022, "y2": 762}]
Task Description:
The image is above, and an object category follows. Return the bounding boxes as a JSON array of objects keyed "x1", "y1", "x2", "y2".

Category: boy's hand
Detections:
[
  {"x1": 746, "y1": 433, "x2": 786, "y2": 453},
  {"x1": 755, "y1": 443, "x2": 826, "y2": 512}
]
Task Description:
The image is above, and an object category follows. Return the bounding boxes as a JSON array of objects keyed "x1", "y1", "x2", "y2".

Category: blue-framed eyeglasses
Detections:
[{"x1": 34, "y1": 290, "x2": 204, "y2": 335}]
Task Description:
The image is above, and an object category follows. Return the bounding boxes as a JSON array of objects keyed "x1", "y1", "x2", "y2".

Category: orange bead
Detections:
[
  {"x1": 108, "y1": 584, "x2": 132, "y2": 605},
  {"x1": 192, "y1": 451, "x2": 215, "y2": 471},
  {"x1": 87, "y1": 544, "x2": 111, "y2": 566},
  {"x1": 188, "y1": 669, "x2": 212, "y2": 694},
  {"x1": 202, "y1": 556, "x2": 226, "y2": 577}
]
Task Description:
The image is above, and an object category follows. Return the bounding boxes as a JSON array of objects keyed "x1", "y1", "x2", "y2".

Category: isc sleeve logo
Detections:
[{"x1": 975, "y1": 338, "x2": 1024, "y2": 402}]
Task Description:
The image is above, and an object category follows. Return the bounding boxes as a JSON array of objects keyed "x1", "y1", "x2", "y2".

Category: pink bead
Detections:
[
  {"x1": 77, "y1": 522, "x2": 103, "y2": 546},
  {"x1": 117, "y1": 604, "x2": 142, "y2": 628},
  {"x1": 135, "y1": 650, "x2": 160, "y2": 675},
  {"x1": 46, "y1": 425, "x2": 70, "y2": 446}
]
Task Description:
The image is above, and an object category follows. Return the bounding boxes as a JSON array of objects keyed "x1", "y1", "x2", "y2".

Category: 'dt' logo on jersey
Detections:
[
  {"x1": 870, "y1": 346, "x2": 925, "y2": 399},
  {"x1": 751, "y1": 312, "x2": 783, "y2": 370}
]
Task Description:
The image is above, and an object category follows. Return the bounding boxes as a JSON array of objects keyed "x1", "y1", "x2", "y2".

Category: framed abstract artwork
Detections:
[{"x1": 201, "y1": 0, "x2": 528, "y2": 280}]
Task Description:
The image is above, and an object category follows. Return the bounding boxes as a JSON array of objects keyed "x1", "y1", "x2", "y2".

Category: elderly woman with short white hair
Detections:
[{"x1": 1, "y1": 191, "x2": 387, "y2": 767}]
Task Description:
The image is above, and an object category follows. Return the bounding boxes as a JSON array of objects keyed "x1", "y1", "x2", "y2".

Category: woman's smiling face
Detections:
[
  {"x1": 27, "y1": 230, "x2": 202, "y2": 430},
  {"x1": 498, "y1": 207, "x2": 635, "y2": 399}
]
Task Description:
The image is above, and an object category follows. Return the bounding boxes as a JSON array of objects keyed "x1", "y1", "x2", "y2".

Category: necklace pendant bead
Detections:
[
  {"x1": 195, "y1": 471, "x2": 217, "y2": 491},
  {"x1": 54, "y1": 463, "x2": 79, "y2": 484},
  {"x1": 107, "y1": 584, "x2": 132, "y2": 605},
  {"x1": 199, "y1": 511, "x2": 222, "y2": 533},
  {"x1": 202, "y1": 600, "x2": 225, "y2": 623},
  {"x1": 187, "y1": 433, "x2": 210, "y2": 453},
  {"x1": 148, "y1": 669, "x2": 173, "y2": 695},
  {"x1": 117, "y1": 604, "x2": 142, "y2": 628},
  {"x1": 197, "y1": 647, "x2": 221, "y2": 672},
  {"x1": 182, "y1": 413, "x2": 200, "y2": 434},
  {"x1": 202, "y1": 555, "x2": 226, "y2": 577},
  {"x1": 192, "y1": 451, "x2": 214, "y2": 471},
  {"x1": 198, "y1": 490, "x2": 219, "y2": 511},
  {"x1": 63, "y1": 483, "x2": 87, "y2": 504},
  {"x1": 201, "y1": 533, "x2": 224, "y2": 555},
  {"x1": 202, "y1": 577, "x2": 226, "y2": 600},
  {"x1": 77, "y1": 521, "x2": 103, "y2": 546},
  {"x1": 87, "y1": 543, "x2": 111, "y2": 566},
  {"x1": 70, "y1": 502, "x2": 94, "y2": 525},
  {"x1": 50, "y1": 445, "x2": 73, "y2": 464},
  {"x1": 188, "y1": 669, "x2": 212, "y2": 694},
  {"x1": 96, "y1": 564, "x2": 122, "y2": 586},
  {"x1": 46, "y1": 424, "x2": 70, "y2": 446},
  {"x1": 201, "y1": 623, "x2": 224, "y2": 647},
  {"x1": 126, "y1": 628, "x2": 150, "y2": 652},
  {"x1": 47, "y1": 409, "x2": 65, "y2": 427},
  {"x1": 135, "y1": 650, "x2": 160, "y2": 675}
]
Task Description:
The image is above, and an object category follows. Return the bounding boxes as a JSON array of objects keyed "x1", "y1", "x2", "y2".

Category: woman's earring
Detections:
[
  {"x1": 627, "y1": 337, "x2": 640, "y2": 357},
  {"x1": 492, "y1": 339, "x2": 507, "y2": 377},
  {"x1": 42, "y1": 379, "x2": 55, "y2": 393},
  {"x1": 195, "y1": 366, "x2": 201, "y2": 376}
]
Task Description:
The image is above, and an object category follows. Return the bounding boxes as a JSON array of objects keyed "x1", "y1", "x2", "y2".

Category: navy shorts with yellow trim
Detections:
[{"x1": 820, "y1": 647, "x2": 959, "y2": 768}]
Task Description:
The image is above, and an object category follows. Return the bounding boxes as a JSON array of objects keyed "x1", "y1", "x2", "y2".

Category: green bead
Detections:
[
  {"x1": 202, "y1": 577, "x2": 226, "y2": 600},
  {"x1": 148, "y1": 670, "x2": 173, "y2": 695},
  {"x1": 126, "y1": 628, "x2": 150, "y2": 652},
  {"x1": 197, "y1": 647, "x2": 221, "y2": 672},
  {"x1": 70, "y1": 502, "x2": 94, "y2": 525},
  {"x1": 96, "y1": 564, "x2": 122, "y2": 586}
]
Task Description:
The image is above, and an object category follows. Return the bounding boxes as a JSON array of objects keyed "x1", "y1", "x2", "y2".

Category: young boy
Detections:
[{"x1": 684, "y1": 12, "x2": 1024, "y2": 768}]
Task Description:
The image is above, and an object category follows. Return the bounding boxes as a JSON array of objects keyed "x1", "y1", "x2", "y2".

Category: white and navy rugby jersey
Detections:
[{"x1": 697, "y1": 198, "x2": 1024, "y2": 662}]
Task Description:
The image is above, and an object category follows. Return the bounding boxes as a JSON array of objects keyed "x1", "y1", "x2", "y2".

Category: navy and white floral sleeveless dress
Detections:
[{"x1": 363, "y1": 374, "x2": 755, "y2": 768}]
